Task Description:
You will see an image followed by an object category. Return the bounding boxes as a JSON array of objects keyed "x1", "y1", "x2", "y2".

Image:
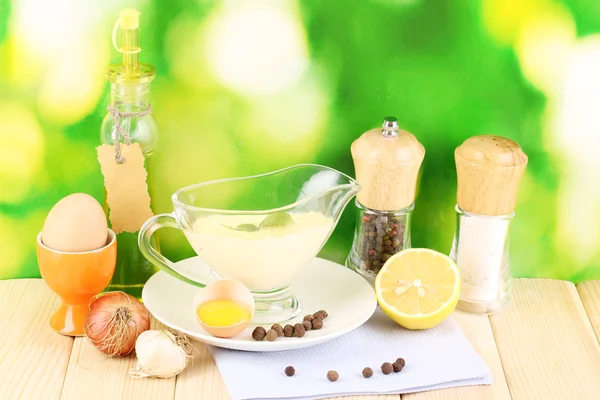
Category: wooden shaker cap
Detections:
[
  {"x1": 455, "y1": 135, "x2": 528, "y2": 216},
  {"x1": 351, "y1": 119, "x2": 425, "y2": 211}
]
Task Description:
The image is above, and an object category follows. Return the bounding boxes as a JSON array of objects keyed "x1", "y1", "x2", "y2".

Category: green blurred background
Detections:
[{"x1": 1, "y1": 0, "x2": 599, "y2": 282}]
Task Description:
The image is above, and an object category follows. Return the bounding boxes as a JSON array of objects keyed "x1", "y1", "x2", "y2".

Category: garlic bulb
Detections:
[{"x1": 130, "y1": 330, "x2": 193, "y2": 379}]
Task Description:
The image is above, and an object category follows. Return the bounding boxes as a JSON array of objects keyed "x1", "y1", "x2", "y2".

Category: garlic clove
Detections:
[{"x1": 130, "y1": 330, "x2": 193, "y2": 379}]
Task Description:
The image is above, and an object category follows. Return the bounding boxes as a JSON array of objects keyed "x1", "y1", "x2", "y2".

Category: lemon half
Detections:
[{"x1": 375, "y1": 248, "x2": 461, "y2": 330}]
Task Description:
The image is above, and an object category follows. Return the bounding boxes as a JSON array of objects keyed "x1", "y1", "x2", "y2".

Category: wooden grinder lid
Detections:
[
  {"x1": 455, "y1": 135, "x2": 528, "y2": 216},
  {"x1": 351, "y1": 117, "x2": 425, "y2": 211}
]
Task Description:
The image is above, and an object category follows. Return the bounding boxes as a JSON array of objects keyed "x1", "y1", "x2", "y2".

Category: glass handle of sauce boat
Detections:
[{"x1": 138, "y1": 214, "x2": 206, "y2": 288}]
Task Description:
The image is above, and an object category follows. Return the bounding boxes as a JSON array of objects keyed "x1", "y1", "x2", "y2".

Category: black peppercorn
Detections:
[
  {"x1": 252, "y1": 326, "x2": 266, "y2": 341},
  {"x1": 381, "y1": 362, "x2": 393, "y2": 375},
  {"x1": 266, "y1": 329, "x2": 278, "y2": 342},
  {"x1": 327, "y1": 370, "x2": 339, "y2": 382},
  {"x1": 311, "y1": 318, "x2": 323, "y2": 330},
  {"x1": 362, "y1": 367, "x2": 373, "y2": 378},
  {"x1": 302, "y1": 320, "x2": 312, "y2": 331},
  {"x1": 293, "y1": 323, "x2": 305, "y2": 337},
  {"x1": 284, "y1": 366, "x2": 295, "y2": 376},
  {"x1": 357, "y1": 213, "x2": 407, "y2": 274},
  {"x1": 284, "y1": 324, "x2": 294, "y2": 337},
  {"x1": 271, "y1": 324, "x2": 284, "y2": 337},
  {"x1": 303, "y1": 315, "x2": 315, "y2": 323}
]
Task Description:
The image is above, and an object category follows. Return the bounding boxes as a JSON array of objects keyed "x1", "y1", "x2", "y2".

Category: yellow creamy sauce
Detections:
[
  {"x1": 196, "y1": 299, "x2": 252, "y2": 327},
  {"x1": 184, "y1": 212, "x2": 334, "y2": 292}
]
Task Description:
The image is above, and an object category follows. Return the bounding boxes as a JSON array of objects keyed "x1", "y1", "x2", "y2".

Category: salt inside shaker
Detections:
[
  {"x1": 346, "y1": 117, "x2": 425, "y2": 283},
  {"x1": 450, "y1": 135, "x2": 528, "y2": 314}
]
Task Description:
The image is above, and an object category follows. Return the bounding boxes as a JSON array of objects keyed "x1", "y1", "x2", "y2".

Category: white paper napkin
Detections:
[{"x1": 208, "y1": 309, "x2": 492, "y2": 400}]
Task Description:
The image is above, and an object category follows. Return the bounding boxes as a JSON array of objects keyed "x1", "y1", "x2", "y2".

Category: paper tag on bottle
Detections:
[{"x1": 96, "y1": 143, "x2": 154, "y2": 234}]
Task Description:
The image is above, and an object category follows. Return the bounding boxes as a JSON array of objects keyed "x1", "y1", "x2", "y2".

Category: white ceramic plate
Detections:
[{"x1": 142, "y1": 256, "x2": 377, "y2": 352}]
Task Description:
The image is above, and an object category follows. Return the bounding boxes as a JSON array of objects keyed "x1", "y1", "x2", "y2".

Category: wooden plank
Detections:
[
  {"x1": 577, "y1": 281, "x2": 600, "y2": 342},
  {"x1": 5, "y1": 278, "x2": 600, "y2": 400},
  {"x1": 404, "y1": 311, "x2": 511, "y2": 400},
  {"x1": 0, "y1": 279, "x2": 74, "y2": 400},
  {"x1": 60, "y1": 317, "x2": 175, "y2": 400},
  {"x1": 490, "y1": 278, "x2": 600, "y2": 400},
  {"x1": 174, "y1": 340, "x2": 230, "y2": 400}
]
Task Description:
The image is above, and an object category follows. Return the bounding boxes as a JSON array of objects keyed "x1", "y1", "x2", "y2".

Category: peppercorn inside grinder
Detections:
[
  {"x1": 450, "y1": 135, "x2": 528, "y2": 314},
  {"x1": 345, "y1": 117, "x2": 425, "y2": 283}
]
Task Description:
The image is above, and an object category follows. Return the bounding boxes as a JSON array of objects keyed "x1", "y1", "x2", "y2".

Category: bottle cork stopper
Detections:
[
  {"x1": 351, "y1": 117, "x2": 425, "y2": 211},
  {"x1": 455, "y1": 135, "x2": 528, "y2": 216}
]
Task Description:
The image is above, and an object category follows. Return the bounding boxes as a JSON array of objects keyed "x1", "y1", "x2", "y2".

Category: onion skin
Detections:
[{"x1": 84, "y1": 292, "x2": 150, "y2": 356}]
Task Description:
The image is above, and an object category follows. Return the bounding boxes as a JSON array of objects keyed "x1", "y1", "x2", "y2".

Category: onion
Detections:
[
  {"x1": 130, "y1": 329, "x2": 194, "y2": 379},
  {"x1": 84, "y1": 291, "x2": 150, "y2": 356}
]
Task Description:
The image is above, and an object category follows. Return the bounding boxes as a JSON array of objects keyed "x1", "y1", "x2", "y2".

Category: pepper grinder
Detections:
[
  {"x1": 450, "y1": 135, "x2": 528, "y2": 314},
  {"x1": 346, "y1": 117, "x2": 425, "y2": 284}
]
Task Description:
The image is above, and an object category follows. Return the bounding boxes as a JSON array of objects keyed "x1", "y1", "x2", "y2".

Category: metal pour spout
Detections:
[{"x1": 381, "y1": 116, "x2": 399, "y2": 137}]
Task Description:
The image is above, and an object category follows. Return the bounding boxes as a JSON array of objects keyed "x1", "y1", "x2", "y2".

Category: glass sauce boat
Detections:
[{"x1": 138, "y1": 164, "x2": 360, "y2": 324}]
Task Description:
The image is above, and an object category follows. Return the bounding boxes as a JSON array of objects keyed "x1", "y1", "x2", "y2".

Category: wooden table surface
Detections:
[{"x1": 1, "y1": 278, "x2": 600, "y2": 400}]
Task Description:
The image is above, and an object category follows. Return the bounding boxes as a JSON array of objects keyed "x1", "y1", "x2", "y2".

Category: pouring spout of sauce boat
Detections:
[
  {"x1": 318, "y1": 178, "x2": 361, "y2": 222},
  {"x1": 290, "y1": 164, "x2": 361, "y2": 223}
]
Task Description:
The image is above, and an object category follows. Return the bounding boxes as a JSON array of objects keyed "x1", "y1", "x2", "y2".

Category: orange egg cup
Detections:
[{"x1": 36, "y1": 230, "x2": 117, "y2": 336}]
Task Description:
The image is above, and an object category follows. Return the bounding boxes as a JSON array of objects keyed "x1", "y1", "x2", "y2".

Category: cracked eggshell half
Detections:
[{"x1": 193, "y1": 279, "x2": 255, "y2": 338}]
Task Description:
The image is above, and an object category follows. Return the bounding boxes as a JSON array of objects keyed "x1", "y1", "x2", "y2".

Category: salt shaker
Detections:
[
  {"x1": 450, "y1": 135, "x2": 528, "y2": 314},
  {"x1": 346, "y1": 117, "x2": 425, "y2": 283}
]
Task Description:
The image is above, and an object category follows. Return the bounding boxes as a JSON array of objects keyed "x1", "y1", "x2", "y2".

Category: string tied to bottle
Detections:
[{"x1": 107, "y1": 104, "x2": 152, "y2": 164}]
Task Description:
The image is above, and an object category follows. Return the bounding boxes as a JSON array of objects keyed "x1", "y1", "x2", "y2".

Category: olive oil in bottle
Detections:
[{"x1": 99, "y1": 8, "x2": 159, "y2": 299}]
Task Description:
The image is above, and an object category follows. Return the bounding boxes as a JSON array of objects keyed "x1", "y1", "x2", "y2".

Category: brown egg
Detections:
[
  {"x1": 193, "y1": 280, "x2": 255, "y2": 338},
  {"x1": 42, "y1": 193, "x2": 108, "y2": 252}
]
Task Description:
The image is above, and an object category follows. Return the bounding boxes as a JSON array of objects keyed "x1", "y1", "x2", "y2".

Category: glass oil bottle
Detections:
[{"x1": 100, "y1": 9, "x2": 159, "y2": 299}]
